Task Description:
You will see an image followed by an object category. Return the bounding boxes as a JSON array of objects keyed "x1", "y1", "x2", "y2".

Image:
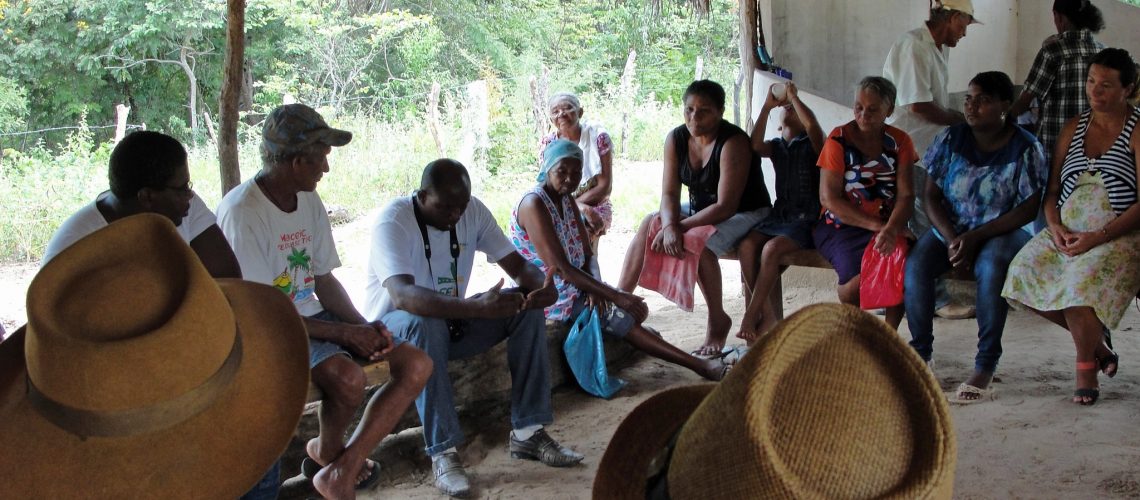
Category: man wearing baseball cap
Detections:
[
  {"x1": 217, "y1": 103, "x2": 432, "y2": 499},
  {"x1": 883, "y1": 0, "x2": 982, "y2": 322}
]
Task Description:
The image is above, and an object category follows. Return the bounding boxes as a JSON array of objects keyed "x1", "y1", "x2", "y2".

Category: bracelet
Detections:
[{"x1": 1101, "y1": 226, "x2": 1110, "y2": 241}]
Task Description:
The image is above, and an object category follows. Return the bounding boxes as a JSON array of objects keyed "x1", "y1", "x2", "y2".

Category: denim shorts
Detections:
[
  {"x1": 682, "y1": 203, "x2": 772, "y2": 256},
  {"x1": 751, "y1": 217, "x2": 816, "y2": 250},
  {"x1": 305, "y1": 309, "x2": 406, "y2": 367}
]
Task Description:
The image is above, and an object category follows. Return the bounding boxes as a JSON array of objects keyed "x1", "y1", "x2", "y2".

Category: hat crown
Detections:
[
  {"x1": 24, "y1": 214, "x2": 236, "y2": 414},
  {"x1": 935, "y1": 0, "x2": 975, "y2": 17}
]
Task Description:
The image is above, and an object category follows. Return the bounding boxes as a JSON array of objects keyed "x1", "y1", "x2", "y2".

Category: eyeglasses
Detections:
[{"x1": 163, "y1": 181, "x2": 194, "y2": 195}]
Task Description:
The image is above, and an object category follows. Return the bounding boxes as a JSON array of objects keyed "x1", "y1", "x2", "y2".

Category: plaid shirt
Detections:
[{"x1": 1023, "y1": 30, "x2": 1103, "y2": 163}]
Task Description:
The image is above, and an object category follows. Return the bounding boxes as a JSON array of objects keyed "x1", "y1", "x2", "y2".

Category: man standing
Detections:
[
  {"x1": 365, "y1": 159, "x2": 581, "y2": 498},
  {"x1": 217, "y1": 103, "x2": 432, "y2": 500},
  {"x1": 883, "y1": 0, "x2": 979, "y2": 320}
]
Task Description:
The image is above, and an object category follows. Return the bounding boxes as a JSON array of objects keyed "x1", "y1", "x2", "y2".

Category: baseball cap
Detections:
[
  {"x1": 936, "y1": 0, "x2": 982, "y2": 24},
  {"x1": 261, "y1": 103, "x2": 352, "y2": 156}
]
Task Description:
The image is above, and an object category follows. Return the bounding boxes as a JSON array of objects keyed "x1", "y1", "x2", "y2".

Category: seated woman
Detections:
[
  {"x1": 814, "y1": 76, "x2": 915, "y2": 329},
  {"x1": 737, "y1": 81, "x2": 824, "y2": 343},
  {"x1": 905, "y1": 71, "x2": 1048, "y2": 403},
  {"x1": 511, "y1": 139, "x2": 729, "y2": 381},
  {"x1": 1003, "y1": 48, "x2": 1140, "y2": 406},
  {"x1": 617, "y1": 80, "x2": 771, "y2": 358},
  {"x1": 42, "y1": 130, "x2": 241, "y2": 279},
  {"x1": 540, "y1": 92, "x2": 614, "y2": 253}
]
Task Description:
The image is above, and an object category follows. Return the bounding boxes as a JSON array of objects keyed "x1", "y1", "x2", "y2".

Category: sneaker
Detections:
[
  {"x1": 432, "y1": 451, "x2": 471, "y2": 498},
  {"x1": 934, "y1": 303, "x2": 975, "y2": 320},
  {"x1": 509, "y1": 429, "x2": 584, "y2": 467}
]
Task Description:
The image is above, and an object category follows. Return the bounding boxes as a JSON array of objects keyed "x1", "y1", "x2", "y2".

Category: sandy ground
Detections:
[{"x1": 5, "y1": 207, "x2": 1140, "y2": 499}]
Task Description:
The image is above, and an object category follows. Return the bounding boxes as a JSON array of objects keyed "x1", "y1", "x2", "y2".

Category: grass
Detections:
[{"x1": 0, "y1": 97, "x2": 683, "y2": 263}]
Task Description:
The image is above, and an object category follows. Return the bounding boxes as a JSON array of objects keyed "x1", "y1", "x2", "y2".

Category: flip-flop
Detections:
[
  {"x1": 301, "y1": 457, "x2": 382, "y2": 491},
  {"x1": 720, "y1": 345, "x2": 749, "y2": 366},
  {"x1": 951, "y1": 383, "x2": 994, "y2": 405},
  {"x1": 689, "y1": 347, "x2": 728, "y2": 361},
  {"x1": 1099, "y1": 328, "x2": 1119, "y2": 378}
]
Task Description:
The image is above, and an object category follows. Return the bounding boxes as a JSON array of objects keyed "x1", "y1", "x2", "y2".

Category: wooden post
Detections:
[
  {"x1": 113, "y1": 104, "x2": 131, "y2": 143},
  {"x1": 695, "y1": 55, "x2": 704, "y2": 81},
  {"x1": 618, "y1": 50, "x2": 637, "y2": 158},
  {"x1": 427, "y1": 82, "x2": 444, "y2": 157},
  {"x1": 217, "y1": 0, "x2": 246, "y2": 195},
  {"x1": 737, "y1": 0, "x2": 761, "y2": 130}
]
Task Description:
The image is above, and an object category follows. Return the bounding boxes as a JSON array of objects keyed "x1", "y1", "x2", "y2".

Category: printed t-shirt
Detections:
[{"x1": 818, "y1": 123, "x2": 917, "y2": 227}]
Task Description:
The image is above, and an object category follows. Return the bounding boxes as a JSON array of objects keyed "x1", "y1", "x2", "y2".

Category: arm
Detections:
[
  {"x1": 785, "y1": 83, "x2": 825, "y2": 154},
  {"x1": 750, "y1": 86, "x2": 781, "y2": 158},
  {"x1": 873, "y1": 158, "x2": 915, "y2": 254},
  {"x1": 654, "y1": 131, "x2": 687, "y2": 257},
  {"x1": 819, "y1": 170, "x2": 885, "y2": 232},
  {"x1": 1043, "y1": 118, "x2": 1077, "y2": 251},
  {"x1": 907, "y1": 101, "x2": 965, "y2": 126},
  {"x1": 575, "y1": 134, "x2": 613, "y2": 206},
  {"x1": 948, "y1": 195, "x2": 1040, "y2": 267},
  {"x1": 308, "y1": 272, "x2": 390, "y2": 360},
  {"x1": 496, "y1": 252, "x2": 557, "y2": 310},
  {"x1": 188, "y1": 225, "x2": 242, "y2": 279},
  {"x1": 678, "y1": 133, "x2": 751, "y2": 230},
  {"x1": 384, "y1": 274, "x2": 524, "y2": 319},
  {"x1": 923, "y1": 177, "x2": 960, "y2": 242}
]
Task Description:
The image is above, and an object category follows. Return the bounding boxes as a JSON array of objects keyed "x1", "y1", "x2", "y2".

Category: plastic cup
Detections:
[{"x1": 771, "y1": 83, "x2": 787, "y2": 101}]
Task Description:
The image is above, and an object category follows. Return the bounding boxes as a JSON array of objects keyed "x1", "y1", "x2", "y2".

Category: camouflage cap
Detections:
[{"x1": 261, "y1": 104, "x2": 352, "y2": 156}]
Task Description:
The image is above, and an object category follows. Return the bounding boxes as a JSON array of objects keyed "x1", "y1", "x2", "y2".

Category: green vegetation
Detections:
[{"x1": 1, "y1": 0, "x2": 741, "y2": 262}]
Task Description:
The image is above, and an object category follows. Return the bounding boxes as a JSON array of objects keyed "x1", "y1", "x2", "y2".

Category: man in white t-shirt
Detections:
[
  {"x1": 42, "y1": 131, "x2": 241, "y2": 279},
  {"x1": 216, "y1": 104, "x2": 432, "y2": 499},
  {"x1": 883, "y1": 0, "x2": 978, "y2": 320},
  {"x1": 366, "y1": 159, "x2": 581, "y2": 498}
]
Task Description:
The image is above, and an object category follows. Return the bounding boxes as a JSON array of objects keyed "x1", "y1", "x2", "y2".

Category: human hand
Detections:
[
  {"x1": 342, "y1": 323, "x2": 388, "y2": 361},
  {"x1": 473, "y1": 278, "x2": 525, "y2": 318},
  {"x1": 581, "y1": 206, "x2": 606, "y2": 237},
  {"x1": 874, "y1": 226, "x2": 899, "y2": 255},
  {"x1": 368, "y1": 320, "x2": 396, "y2": 356},
  {"x1": 586, "y1": 293, "x2": 612, "y2": 317},
  {"x1": 522, "y1": 269, "x2": 558, "y2": 310},
  {"x1": 947, "y1": 232, "x2": 979, "y2": 268},
  {"x1": 1058, "y1": 230, "x2": 1102, "y2": 257},
  {"x1": 1049, "y1": 224, "x2": 1073, "y2": 252},
  {"x1": 764, "y1": 84, "x2": 782, "y2": 108},
  {"x1": 614, "y1": 291, "x2": 649, "y2": 323},
  {"x1": 785, "y1": 82, "x2": 799, "y2": 102},
  {"x1": 660, "y1": 223, "x2": 685, "y2": 258}
]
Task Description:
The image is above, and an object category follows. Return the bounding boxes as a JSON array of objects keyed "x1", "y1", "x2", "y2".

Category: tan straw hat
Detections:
[
  {"x1": 0, "y1": 214, "x2": 310, "y2": 498},
  {"x1": 594, "y1": 303, "x2": 956, "y2": 499}
]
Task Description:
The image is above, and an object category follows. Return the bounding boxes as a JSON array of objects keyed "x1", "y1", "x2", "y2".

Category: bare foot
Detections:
[
  {"x1": 693, "y1": 311, "x2": 731, "y2": 357},
  {"x1": 307, "y1": 437, "x2": 339, "y2": 466},
  {"x1": 1073, "y1": 362, "x2": 1100, "y2": 405},
  {"x1": 699, "y1": 359, "x2": 730, "y2": 381},
  {"x1": 313, "y1": 460, "x2": 357, "y2": 500}
]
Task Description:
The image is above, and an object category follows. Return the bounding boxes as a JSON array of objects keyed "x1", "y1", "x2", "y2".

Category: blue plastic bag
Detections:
[{"x1": 563, "y1": 307, "x2": 627, "y2": 399}]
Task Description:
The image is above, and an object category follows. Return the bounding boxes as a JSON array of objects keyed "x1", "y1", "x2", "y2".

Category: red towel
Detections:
[{"x1": 637, "y1": 217, "x2": 717, "y2": 312}]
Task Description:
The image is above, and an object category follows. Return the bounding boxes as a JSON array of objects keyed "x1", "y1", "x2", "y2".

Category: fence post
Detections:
[
  {"x1": 114, "y1": 104, "x2": 131, "y2": 144},
  {"x1": 618, "y1": 50, "x2": 638, "y2": 158},
  {"x1": 458, "y1": 80, "x2": 489, "y2": 191},
  {"x1": 427, "y1": 82, "x2": 445, "y2": 157}
]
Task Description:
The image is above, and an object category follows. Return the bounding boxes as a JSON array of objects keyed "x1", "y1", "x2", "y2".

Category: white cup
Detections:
[{"x1": 771, "y1": 83, "x2": 787, "y2": 101}]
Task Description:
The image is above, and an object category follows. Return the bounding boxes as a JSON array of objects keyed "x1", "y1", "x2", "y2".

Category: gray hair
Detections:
[
  {"x1": 548, "y1": 92, "x2": 582, "y2": 112},
  {"x1": 260, "y1": 141, "x2": 328, "y2": 169},
  {"x1": 857, "y1": 76, "x2": 898, "y2": 108}
]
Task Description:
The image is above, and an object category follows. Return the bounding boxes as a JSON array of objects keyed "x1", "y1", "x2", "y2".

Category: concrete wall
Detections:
[{"x1": 763, "y1": 0, "x2": 1140, "y2": 106}]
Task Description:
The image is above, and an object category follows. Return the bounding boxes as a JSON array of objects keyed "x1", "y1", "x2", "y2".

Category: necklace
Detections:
[{"x1": 256, "y1": 172, "x2": 292, "y2": 211}]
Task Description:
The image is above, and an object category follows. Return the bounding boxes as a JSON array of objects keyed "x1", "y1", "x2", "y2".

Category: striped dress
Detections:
[{"x1": 1002, "y1": 106, "x2": 1140, "y2": 329}]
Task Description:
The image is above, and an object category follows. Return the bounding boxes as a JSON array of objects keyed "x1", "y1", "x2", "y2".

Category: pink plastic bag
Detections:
[{"x1": 859, "y1": 234, "x2": 908, "y2": 310}]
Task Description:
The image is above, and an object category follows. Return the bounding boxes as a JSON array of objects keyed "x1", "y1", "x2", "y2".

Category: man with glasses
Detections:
[{"x1": 42, "y1": 130, "x2": 242, "y2": 279}]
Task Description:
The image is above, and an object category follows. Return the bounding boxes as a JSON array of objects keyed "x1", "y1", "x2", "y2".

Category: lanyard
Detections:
[{"x1": 412, "y1": 195, "x2": 460, "y2": 297}]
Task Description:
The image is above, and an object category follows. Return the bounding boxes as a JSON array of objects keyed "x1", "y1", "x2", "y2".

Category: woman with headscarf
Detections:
[{"x1": 511, "y1": 139, "x2": 730, "y2": 381}]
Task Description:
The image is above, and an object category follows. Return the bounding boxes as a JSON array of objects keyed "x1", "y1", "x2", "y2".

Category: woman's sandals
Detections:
[{"x1": 1073, "y1": 361, "x2": 1100, "y2": 406}]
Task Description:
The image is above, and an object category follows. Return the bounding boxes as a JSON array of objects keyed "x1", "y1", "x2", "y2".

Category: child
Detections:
[{"x1": 736, "y1": 82, "x2": 824, "y2": 342}]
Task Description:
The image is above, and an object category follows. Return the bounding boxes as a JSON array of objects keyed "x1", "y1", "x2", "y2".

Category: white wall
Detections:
[{"x1": 762, "y1": 0, "x2": 1140, "y2": 106}]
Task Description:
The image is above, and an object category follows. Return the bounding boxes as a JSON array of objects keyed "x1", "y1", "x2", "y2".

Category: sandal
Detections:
[
  {"x1": 1098, "y1": 328, "x2": 1119, "y2": 378},
  {"x1": 1073, "y1": 361, "x2": 1100, "y2": 406},
  {"x1": 301, "y1": 457, "x2": 382, "y2": 490},
  {"x1": 952, "y1": 383, "x2": 994, "y2": 405}
]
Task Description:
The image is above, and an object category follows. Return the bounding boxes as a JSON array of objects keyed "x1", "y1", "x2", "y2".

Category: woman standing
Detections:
[
  {"x1": 906, "y1": 72, "x2": 1048, "y2": 403},
  {"x1": 1003, "y1": 48, "x2": 1140, "y2": 406},
  {"x1": 1010, "y1": 0, "x2": 1105, "y2": 164},
  {"x1": 512, "y1": 139, "x2": 729, "y2": 381},
  {"x1": 540, "y1": 93, "x2": 615, "y2": 251},
  {"x1": 813, "y1": 76, "x2": 915, "y2": 329}
]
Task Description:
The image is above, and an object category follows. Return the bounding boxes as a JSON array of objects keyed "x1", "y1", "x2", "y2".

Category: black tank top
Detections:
[{"x1": 673, "y1": 121, "x2": 770, "y2": 213}]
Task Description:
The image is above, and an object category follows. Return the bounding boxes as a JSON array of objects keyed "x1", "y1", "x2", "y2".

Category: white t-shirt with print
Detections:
[
  {"x1": 216, "y1": 178, "x2": 340, "y2": 317},
  {"x1": 42, "y1": 192, "x2": 216, "y2": 266},
  {"x1": 364, "y1": 195, "x2": 516, "y2": 321}
]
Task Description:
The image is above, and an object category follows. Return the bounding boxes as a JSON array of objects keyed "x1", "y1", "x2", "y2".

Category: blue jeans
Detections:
[
  {"x1": 904, "y1": 228, "x2": 1031, "y2": 372},
  {"x1": 383, "y1": 309, "x2": 553, "y2": 455},
  {"x1": 239, "y1": 459, "x2": 281, "y2": 500}
]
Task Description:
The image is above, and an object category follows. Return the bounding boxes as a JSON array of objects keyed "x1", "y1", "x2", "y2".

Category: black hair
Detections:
[
  {"x1": 1090, "y1": 48, "x2": 1139, "y2": 100},
  {"x1": 108, "y1": 131, "x2": 188, "y2": 199},
  {"x1": 420, "y1": 158, "x2": 471, "y2": 193},
  {"x1": 683, "y1": 80, "x2": 726, "y2": 109},
  {"x1": 1053, "y1": 0, "x2": 1105, "y2": 32},
  {"x1": 969, "y1": 71, "x2": 1015, "y2": 102}
]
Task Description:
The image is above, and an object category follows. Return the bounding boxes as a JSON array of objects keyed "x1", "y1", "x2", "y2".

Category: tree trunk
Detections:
[
  {"x1": 737, "y1": 0, "x2": 761, "y2": 131},
  {"x1": 114, "y1": 104, "x2": 131, "y2": 143},
  {"x1": 177, "y1": 45, "x2": 199, "y2": 133},
  {"x1": 618, "y1": 50, "x2": 637, "y2": 158},
  {"x1": 427, "y1": 82, "x2": 444, "y2": 157},
  {"x1": 218, "y1": 0, "x2": 246, "y2": 194}
]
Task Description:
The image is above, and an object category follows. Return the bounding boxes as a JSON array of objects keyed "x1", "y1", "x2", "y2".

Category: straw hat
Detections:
[
  {"x1": 0, "y1": 214, "x2": 310, "y2": 498},
  {"x1": 593, "y1": 303, "x2": 956, "y2": 499}
]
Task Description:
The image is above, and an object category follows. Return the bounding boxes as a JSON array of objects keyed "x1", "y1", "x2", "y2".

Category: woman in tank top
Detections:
[{"x1": 1003, "y1": 48, "x2": 1140, "y2": 405}]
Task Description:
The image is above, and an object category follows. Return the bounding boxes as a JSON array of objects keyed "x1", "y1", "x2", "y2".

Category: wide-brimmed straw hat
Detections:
[
  {"x1": 594, "y1": 303, "x2": 956, "y2": 499},
  {"x1": 0, "y1": 214, "x2": 310, "y2": 498}
]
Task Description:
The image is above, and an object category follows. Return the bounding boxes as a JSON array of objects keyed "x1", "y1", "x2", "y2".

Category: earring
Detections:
[{"x1": 1001, "y1": 112, "x2": 1007, "y2": 122}]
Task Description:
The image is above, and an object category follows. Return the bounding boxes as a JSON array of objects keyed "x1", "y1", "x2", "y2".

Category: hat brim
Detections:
[
  {"x1": 0, "y1": 279, "x2": 309, "y2": 498},
  {"x1": 592, "y1": 384, "x2": 715, "y2": 498},
  {"x1": 316, "y1": 127, "x2": 352, "y2": 147}
]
